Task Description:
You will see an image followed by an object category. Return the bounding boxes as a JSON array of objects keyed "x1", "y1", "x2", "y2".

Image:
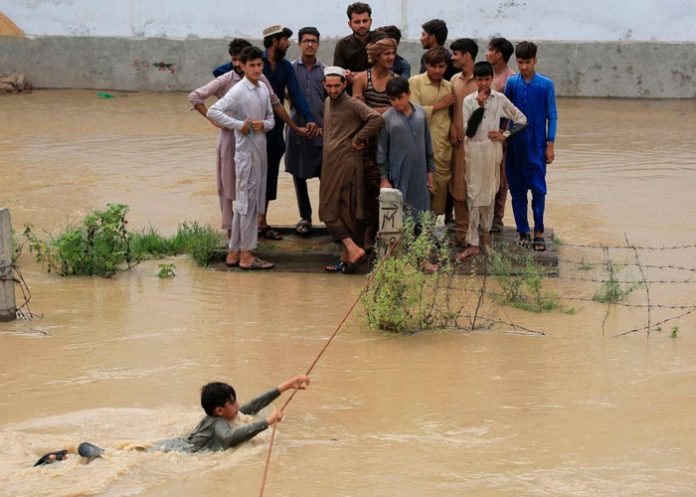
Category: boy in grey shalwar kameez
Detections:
[
  {"x1": 208, "y1": 47, "x2": 276, "y2": 270},
  {"x1": 377, "y1": 77, "x2": 434, "y2": 216}
]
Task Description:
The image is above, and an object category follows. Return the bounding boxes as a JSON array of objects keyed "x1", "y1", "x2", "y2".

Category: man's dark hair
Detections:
[
  {"x1": 515, "y1": 41, "x2": 538, "y2": 60},
  {"x1": 422, "y1": 19, "x2": 448, "y2": 46},
  {"x1": 376, "y1": 25, "x2": 401, "y2": 43},
  {"x1": 473, "y1": 61, "x2": 494, "y2": 78},
  {"x1": 298, "y1": 26, "x2": 320, "y2": 43},
  {"x1": 229, "y1": 38, "x2": 252, "y2": 57},
  {"x1": 240, "y1": 45, "x2": 264, "y2": 64},
  {"x1": 386, "y1": 76, "x2": 409, "y2": 97},
  {"x1": 201, "y1": 382, "x2": 236, "y2": 416},
  {"x1": 347, "y1": 2, "x2": 371, "y2": 19},
  {"x1": 488, "y1": 37, "x2": 514, "y2": 62},
  {"x1": 424, "y1": 46, "x2": 449, "y2": 66},
  {"x1": 450, "y1": 38, "x2": 478, "y2": 59},
  {"x1": 263, "y1": 27, "x2": 293, "y2": 48}
]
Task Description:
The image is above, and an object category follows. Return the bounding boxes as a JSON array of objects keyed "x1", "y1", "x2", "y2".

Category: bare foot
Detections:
[
  {"x1": 420, "y1": 260, "x2": 439, "y2": 274},
  {"x1": 456, "y1": 246, "x2": 480, "y2": 261}
]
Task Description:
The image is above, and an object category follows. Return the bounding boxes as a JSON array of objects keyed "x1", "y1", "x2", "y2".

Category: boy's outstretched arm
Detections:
[
  {"x1": 239, "y1": 375, "x2": 310, "y2": 415},
  {"x1": 278, "y1": 374, "x2": 311, "y2": 393}
]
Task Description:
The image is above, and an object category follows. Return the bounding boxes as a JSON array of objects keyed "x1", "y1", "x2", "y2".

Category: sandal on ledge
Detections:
[
  {"x1": 295, "y1": 219, "x2": 312, "y2": 236},
  {"x1": 258, "y1": 226, "x2": 283, "y2": 240}
]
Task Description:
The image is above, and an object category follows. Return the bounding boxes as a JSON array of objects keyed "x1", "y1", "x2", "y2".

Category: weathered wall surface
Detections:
[
  {"x1": 2, "y1": 0, "x2": 695, "y2": 42},
  {"x1": 1, "y1": 36, "x2": 695, "y2": 98}
]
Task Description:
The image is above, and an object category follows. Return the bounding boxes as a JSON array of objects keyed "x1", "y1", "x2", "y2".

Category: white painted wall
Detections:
[{"x1": 3, "y1": 0, "x2": 695, "y2": 41}]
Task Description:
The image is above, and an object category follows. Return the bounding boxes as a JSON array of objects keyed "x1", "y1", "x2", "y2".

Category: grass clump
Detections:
[
  {"x1": 157, "y1": 263, "x2": 176, "y2": 278},
  {"x1": 489, "y1": 247, "x2": 558, "y2": 312},
  {"x1": 592, "y1": 260, "x2": 635, "y2": 303},
  {"x1": 25, "y1": 204, "x2": 222, "y2": 277},
  {"x1": 362, "y1": 213, "x2": 456, "y2": 333}
]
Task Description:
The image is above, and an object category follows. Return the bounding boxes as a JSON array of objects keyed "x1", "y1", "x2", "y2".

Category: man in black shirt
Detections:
[{"x1": 333, "y1": 2, "x2": 385, "y2": 86}]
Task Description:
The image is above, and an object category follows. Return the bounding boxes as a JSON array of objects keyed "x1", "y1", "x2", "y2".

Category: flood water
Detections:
[{"x1": 1, "y1": 91, "x2": 696, "y2": 497}]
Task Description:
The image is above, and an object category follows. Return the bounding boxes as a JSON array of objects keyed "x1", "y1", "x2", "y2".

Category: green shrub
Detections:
[{"x1": 363, "y1": 213, "x2": 457, "y2": 333}]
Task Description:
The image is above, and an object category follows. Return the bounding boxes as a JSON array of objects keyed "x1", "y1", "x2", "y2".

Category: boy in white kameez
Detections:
[
  {"x1": 208, "y1": 47, "x2": 276, "y2": 270},
  {"x1": 457, "y1": 61, "x2": 527, "y2": 260}
]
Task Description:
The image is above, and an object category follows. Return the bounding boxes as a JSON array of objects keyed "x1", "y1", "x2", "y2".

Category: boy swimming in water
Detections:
[
  {"x1": 187, "y1": 374, "x2": 310, "y2": 452},
  {"x1": 33, "y1": 374, "x2": 310, "y2": 465}
]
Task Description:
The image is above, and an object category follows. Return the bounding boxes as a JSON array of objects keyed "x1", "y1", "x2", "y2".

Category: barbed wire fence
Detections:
[{"x1": 452, "y1": 237, "x2": 696, "y2": 338}]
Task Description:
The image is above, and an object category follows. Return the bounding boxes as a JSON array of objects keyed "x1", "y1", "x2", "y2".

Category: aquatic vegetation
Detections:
[
  {"x1": 157, "y1": 263, "x2": 176, "y2": 279},
  {"x1": 577, "y1": 258, "x2": 594, "y2": 271},
  {"x1": 24, "y1": 204, "x2": 222, "y2": 277},
  {"x1": 489, "y1": 247, "x2": 559, "y2": 312},
  {"x1": 592, "y1": 259, "x2": 636, "y2": 303},
  {"x1": 362, "y1": 213, "x2": 456, "y2": 333},
  {"x1": 671, "y1": 326, "x2": 679, "y2": 339}
]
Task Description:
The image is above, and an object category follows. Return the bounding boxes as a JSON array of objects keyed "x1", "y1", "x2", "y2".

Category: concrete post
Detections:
[
  {"x1": 377, "y1": 188, "x2": 403, "y2": 258},
  {"x1": 0, "y1": 208, "x2": 16, "y2": 322}
]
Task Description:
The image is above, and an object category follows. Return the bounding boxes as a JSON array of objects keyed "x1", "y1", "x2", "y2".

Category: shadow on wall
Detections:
[{"x1": 0, "y1": 10, "x2": 24, "y2": 36}]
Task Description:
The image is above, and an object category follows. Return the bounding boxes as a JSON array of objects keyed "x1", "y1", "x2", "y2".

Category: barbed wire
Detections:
[{"x1": 559, "y1": 242, "x2": 696, "y2": 250}]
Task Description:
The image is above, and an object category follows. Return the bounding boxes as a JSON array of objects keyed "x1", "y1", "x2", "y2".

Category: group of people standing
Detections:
[{"x1": 188, "y1": 2, "x2": 558, "y2": 272}]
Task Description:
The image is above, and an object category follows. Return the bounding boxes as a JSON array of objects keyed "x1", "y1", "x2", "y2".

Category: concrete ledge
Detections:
[{"x1": 1, "y1": 36, "x2": 694, "y2": 98}]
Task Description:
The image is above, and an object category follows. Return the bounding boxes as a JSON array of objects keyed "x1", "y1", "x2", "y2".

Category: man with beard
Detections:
[
  {"x1": 418, "y1": 19, "x2": 457, "y2": 81},
  {"x1": 285, "y1": 27, "x2": 326, "y2": 236},
  {"x1": 188, "y1": 38, "x2": 306, "y2": 257},
  {"x1": 333, "y1": 2, "x2": 385, "y2": 86},
  {"x1": 320, "y1": 66, "x2": 384, "y2": 274},
  {"x1": 212, "y1": 38, "x2": 248, "y2": 78},
  {"x1": 260, "y1": 25, "x2": 318, "y2": 241}
]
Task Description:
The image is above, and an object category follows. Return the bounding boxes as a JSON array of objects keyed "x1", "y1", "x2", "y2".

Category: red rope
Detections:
[{"x1": 257, "y1": 243, "x2": 396, "y2": 497}]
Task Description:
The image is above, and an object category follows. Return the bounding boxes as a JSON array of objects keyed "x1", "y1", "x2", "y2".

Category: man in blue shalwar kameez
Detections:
[{"x1": 504, "y1": 41, "x2": 558, "y2": 251}]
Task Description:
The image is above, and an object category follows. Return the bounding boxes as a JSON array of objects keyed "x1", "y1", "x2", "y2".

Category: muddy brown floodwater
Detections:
[{"x1": 1, "y1": 90, "x2": 695, "y2": 497}]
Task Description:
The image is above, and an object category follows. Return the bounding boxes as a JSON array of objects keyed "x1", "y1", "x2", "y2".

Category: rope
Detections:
[{"x1": 257, "y1": 242, "x2": 396, "y2": 497}]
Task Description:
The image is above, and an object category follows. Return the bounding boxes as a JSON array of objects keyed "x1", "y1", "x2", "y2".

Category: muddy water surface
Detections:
[{"x1": 1, "y1": 91, "x2": 696, "y2": 497}]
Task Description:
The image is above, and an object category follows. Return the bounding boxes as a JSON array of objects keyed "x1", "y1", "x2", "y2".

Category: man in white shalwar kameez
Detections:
[
  {"x1": 458, "y1": 61, "x2": 527, "y2": 260},
  {"x1": 208, "y1": 47, "x2": 276, "y2": 270}
]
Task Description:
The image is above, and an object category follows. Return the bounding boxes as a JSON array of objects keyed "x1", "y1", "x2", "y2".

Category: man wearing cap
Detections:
[
  {"x1": 320, "y1": 66, "x2": 384, "y2": 274},
  {"x1": 259, "y1": 24, "x2": 318, "y2": 241}
]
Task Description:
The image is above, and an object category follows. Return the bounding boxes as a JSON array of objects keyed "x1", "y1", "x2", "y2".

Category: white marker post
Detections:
[
  {"x1": 0, "y1": 208, "x2": 16, "y2": 322},
  {"x1": 377, "y1": 188, "x2": 403, "y2": 258}
]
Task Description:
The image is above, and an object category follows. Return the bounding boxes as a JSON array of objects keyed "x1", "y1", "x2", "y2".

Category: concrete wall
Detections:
[
  {"x1": 3, "y1": 0, "x2": 696, "y2": 42},
  {"x1": 1, "y1": 36, "x2": 695, "y2": 98}
]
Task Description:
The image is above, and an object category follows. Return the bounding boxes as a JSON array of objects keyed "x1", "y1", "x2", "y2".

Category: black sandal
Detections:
[
  {"x1": 532, "y1": 237, "x2": 546, "y2": 252},
  {"x1": 259, "y1": 226, "x2": 283, "y2": 240},
  {"x1": 34, "y1": 449, "x2": 68, "y2": 467},
  {"x1": 519, "y1": 232, "x2": 532, "y2": 247},
  {"x1": 295, "y1": 219, "x2": 312, "y2": 236}
]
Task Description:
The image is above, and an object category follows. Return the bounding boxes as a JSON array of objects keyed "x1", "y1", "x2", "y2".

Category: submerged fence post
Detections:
[
  {"x1": 377, "y1": 188, "x2": 403, "y2": 258},
  {"x1": 0, "y1": 208, "x2": 16, "y2": 322}
]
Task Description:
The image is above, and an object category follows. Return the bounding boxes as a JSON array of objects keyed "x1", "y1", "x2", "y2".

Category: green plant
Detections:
[
  {"x1": 552, "y1": 234, "x2": 563, "y2": 245},
  {"x1": 671, "y1": 326, "x2": 679, "y2": 339},
  {"x1": 24, "y1": 203, "x2": 132, "y2": 277},
  {"x1": 157, "y1": 263, "x2": 176, "y2": 278},
  {"x1": 577, "y1": 258, "x2": 594, "y2": 271},
  {"x1": 592, "y1": 260, "x2": 635, "y2": 303},
  {"x1": 362, "y1": 213, "x2": 456, "y2": 333},
  {"x1": 25, "y1": 205, "x2": 223, "y2": 278},
  {"x1": 489, "y1": 247, "x2": 558, "y2": 312}
]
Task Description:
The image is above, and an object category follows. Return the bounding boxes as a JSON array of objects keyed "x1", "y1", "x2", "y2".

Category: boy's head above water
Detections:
[{"x1": 201, "y1": 382, "x2": 240, "y2": 420}]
